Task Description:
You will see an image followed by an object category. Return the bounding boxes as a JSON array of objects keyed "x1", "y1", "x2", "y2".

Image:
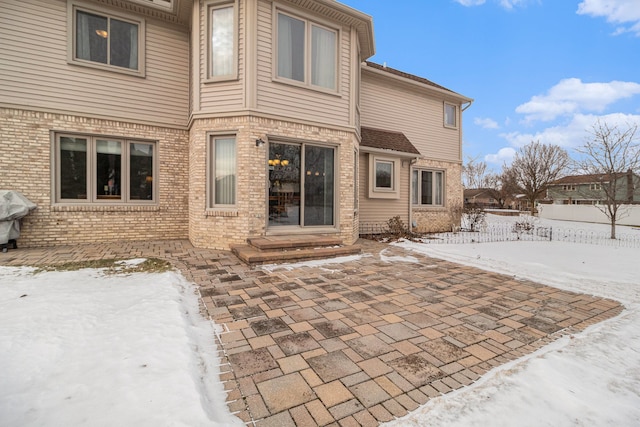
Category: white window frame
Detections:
[
  {"x1": 412, "y1": 169, "x2": 445, "y2": 207},
  {"x1": 368, "y1": 155, "x2": 400, "y2": 199},
  {"x1": 53, "y1": 133, "x2": 157, "y2": 204},
  {"x1": 444, "y1": 102, "x2": 457, "y2": 129},
  {"x1": 273, "y1": 6, "x2": 340, "y2": 93},
  {"x1": 207, "y1": 133, "x2": 238, "y2": 209},
  {"x1": 68, "y1": 2, "x2": 146, "y2": 77},
  {"x1": 206, "y1": 0, "x2": 238, "y2": 82}
]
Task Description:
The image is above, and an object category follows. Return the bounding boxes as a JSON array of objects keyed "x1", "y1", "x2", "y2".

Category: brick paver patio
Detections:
[{"x1": 0, "y1": 239, "x2": 623, "y2": 426}]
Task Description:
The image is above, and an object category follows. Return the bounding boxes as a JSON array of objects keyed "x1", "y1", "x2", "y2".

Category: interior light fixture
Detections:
[{"x1": 95, "y1": 29, "x2": 108, "y2": 38}]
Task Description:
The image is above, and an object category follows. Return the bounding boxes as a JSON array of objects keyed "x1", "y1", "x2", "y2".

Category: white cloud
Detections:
[
  {"x1": 474, "y1": 117, "x2": 500, "y2": 129},
  {"x1": 577, "y1": 0, "x2": 640, "y2": 36},
  {"x1": 515, "y1": 78, "x2": 640, "y2": 122},
  {"x1": 501, "y1": 112, "x2": 640, "y2": 150},
  {"x1": 454, "y1": 0, "x2": 532, "y2": 8},
  {"x1": 453, "y1": 0, "x2": 486, "y2": 6},
  {"x1": 485, "y1": 147, "x2": 516, "y2": 165},
  {"x1": 499, "y1": 0, "x2": 528, "y2": 10}
]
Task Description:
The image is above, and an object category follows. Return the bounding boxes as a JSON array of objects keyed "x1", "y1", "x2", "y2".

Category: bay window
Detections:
[
  {"x1": 209, "y1": 1, "x2": 237, "y2": 80},
  {"x1": 276, "y1": 10, "x2": 338, "y2": 91},
  {"x1": 412, "y1": 170, "x2": 444, "y2": 206},
  {"x1": 55, "y1": 134, "x2": 155, "y2": 203},
  {"x1": 209, "y1": 135, "x2": 237, "y2": 207}
]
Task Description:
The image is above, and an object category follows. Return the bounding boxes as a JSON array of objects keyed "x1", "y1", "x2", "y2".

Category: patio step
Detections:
[{"x1": 231, "y1": 235, "x2": 361, "y2": 265}]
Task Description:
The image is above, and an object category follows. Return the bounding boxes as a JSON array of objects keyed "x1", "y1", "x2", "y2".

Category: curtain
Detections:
[
  {"x1": 311, "y1": 25, "x2": 336, "y2": 89},
  {"x1": 422, "y1": 171, "x2": 433, "y2": 205},
  {"x1": 215, "y1": 138, "x2": 236, "y2": 205},
  {"x1": 278, "y1": 13, "x2": 304, "y2": 82},
  {"x1": 211, "y1": 6, "x2": 233, "y2": 77},
  {"x1": 76, "y1": 12, "x2": 91, "y2": 60},
  {"x1": 110, "y1": 18, "x2": 138, "y2": 69},
  {"x1": 435, "y1": 172, "x2": 443, "y2": 205},
  {"x1": 128, "y1": 24, "x2": 138, "y2": 69}
]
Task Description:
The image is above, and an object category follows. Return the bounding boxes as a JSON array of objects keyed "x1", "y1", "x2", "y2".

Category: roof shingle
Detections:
[{"x1": 360, "y1": 127, "x2": 420, "y2": 155}]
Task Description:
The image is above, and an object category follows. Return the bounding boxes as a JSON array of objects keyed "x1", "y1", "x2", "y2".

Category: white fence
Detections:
[{"x1": 538, "y1": 204, "x2": 640, "y2": 226}]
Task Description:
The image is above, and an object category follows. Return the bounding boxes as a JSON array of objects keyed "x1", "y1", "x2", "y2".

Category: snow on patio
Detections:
[
  {"x1": 0, "y1": 266, "x2": 242, "y2": 427},
  {"x1": 386, "y1": 216, "x2": 640, "y2": 426}
]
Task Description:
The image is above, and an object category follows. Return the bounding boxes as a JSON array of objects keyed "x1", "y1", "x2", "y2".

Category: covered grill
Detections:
[{"x1": 0, "y1": 190, "x2": 37, "y2": 252}]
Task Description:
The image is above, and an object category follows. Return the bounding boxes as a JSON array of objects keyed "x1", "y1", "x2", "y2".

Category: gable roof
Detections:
[
  {"x1": 551, "y1": 173, "x2": 632, "y2": 185},
  {"x1": 360, "y1": 127, "x2": 420, "y2": 155},
  {"x1": 363, "y1": 61, "x2": 472, "y2": 102},
  {"x1": 464, "y1": 188, "x2": 493, "y2": 198}
]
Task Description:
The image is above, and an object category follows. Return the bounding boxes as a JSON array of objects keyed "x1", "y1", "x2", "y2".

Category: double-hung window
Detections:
[
  {"x1": 55, "y1": 134, "x2": 156, "y2": 203},
  {"x1": 412, "y1": 170, "x2": 444, "y2": 206},
  {"x1": 208, "y1": 1, "x2": 237, "y2": 80},
  {"x1": 444, "y1": 103, "x2": 457, "y2": 128},
  {"x1": 276, "y1": 10, "x2": 338, "y2": 91},
  {"x1": 71, "y1": 4, "x2": 144, "y2": 75},
  {"x1": 209, "y1": 135, "x2": 237, "y2": 207}
]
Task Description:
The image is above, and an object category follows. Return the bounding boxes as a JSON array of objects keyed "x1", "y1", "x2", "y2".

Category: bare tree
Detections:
[
  {"x1": 487, "y1": 166, "x2": 522, "y2": 209},
  {"x1": 574, "y1": 120, "x2": 640, "y2": 239},
  {"x1": 462, "y1": 156, "x2": 490, "y2": 189},
  {"x1": 511, "y1": 141, "x2": 570, "y2": 215}
]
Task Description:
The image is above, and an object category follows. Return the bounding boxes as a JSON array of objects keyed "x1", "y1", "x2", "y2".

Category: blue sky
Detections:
[{"x1": 341, "y1": 0, "x2": 640, "y2": 171}]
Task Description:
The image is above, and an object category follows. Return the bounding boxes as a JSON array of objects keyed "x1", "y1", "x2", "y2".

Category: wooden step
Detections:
[
  {"x1": 247, "y1": 235, "x2": 343, "y2": 250},
  {"x1": 231, "y1": 243, "x2": 361, "y2": 265}
]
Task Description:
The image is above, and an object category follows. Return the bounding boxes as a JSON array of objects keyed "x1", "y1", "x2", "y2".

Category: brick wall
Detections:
[
  {"x1": 0, "y1": 108, "x2": 189, "y2": 247},
  {"x1": 411, "y1": 159, "x2": 463, "y2": 233},
  {"x1": 189, "y1": 115, "x2": 359, "y2": 250}
]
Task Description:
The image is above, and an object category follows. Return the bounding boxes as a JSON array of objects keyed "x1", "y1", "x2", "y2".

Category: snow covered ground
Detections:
[
  {"x1": 385, "y1": 215, "x2": 640, "y2": 426},
  {"x1": 0, "y1": 264, "x2": 242, "y2": 427},
  {"x1": 1, "y1": 215, "x2": 638, "y2": 426}
]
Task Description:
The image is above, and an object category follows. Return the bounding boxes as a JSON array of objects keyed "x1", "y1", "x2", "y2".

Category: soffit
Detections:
[
  {"x1": 91, "y1": 0, "x2": 192, "y2": 26},
  {"x1": 279, "y1": 0, "x2": 375, "y2": 59}
]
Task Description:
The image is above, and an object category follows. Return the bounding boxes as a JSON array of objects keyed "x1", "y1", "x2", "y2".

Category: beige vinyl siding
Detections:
[
  {"x1": 0, "y1": 0, "x2": 189, "y2": 127},
  {"x1": 358, "y1": 152, "x2": 410, "y2": 227},
  {"x1": 361, "y1": 71, "x2": 462, "y2": 162},
  {"x1": 198, "y1": 0, "x2": 245, "y2": 112},
  {"x1": 254, "y1": 0, "x2": 351, "y2": 127}
]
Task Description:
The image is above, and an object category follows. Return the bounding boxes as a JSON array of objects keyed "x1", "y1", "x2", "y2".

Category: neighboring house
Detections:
[
  {"x1": 463, "y1": 188, "x2": 498, "y2": 208},
  {"x1": 0, "y1": 0, "x2": 471, "y2": 249},
  {"x1": 547, "y1": 172, "x2": 640, "y2": 205}
]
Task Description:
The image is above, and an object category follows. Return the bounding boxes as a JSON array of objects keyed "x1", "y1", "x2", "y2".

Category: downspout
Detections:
[
  {"x1": 409, "y1": 157, "x2": 418, "y2": 232},
  {"x1": 461, "y1": 101, "x2": 473, "y2": 112}
]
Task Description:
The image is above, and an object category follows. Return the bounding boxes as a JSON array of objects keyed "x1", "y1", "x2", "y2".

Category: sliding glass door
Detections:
[{"x1": 268, "y1": 142, "x2": 335, "y2": 228}]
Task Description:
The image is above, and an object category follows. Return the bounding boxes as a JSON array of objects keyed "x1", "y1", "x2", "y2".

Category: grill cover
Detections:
[{"x1": 0, "y1": 190, "x2": 37, "y2": 244}]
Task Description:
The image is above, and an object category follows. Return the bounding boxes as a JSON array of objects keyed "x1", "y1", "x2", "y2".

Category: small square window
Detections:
[
  {"x1": 368, "y1": 155, "x2": 400, "y2": 199},
  {"x1": 444, "y1": 103, "x2": 457, "y2": 128},
  {"x1": 375, "y1": 160, "x2": 393, "y2": 189}
]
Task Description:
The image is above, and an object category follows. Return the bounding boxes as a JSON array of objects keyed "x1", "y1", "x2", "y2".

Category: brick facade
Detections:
[
  {"x1": 411, "y1": 159, "x2": 463, "y2": 233},
  {"x1": 188, "y1": 115, "x2": 359, "y2": 250},
  {"x1": 0, "y1": 108, "x2": 189, "y2": 247}
]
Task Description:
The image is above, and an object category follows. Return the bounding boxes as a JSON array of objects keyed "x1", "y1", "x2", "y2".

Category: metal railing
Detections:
[{"x1": 360, "y1": 221, "x2": 640, "y2": 249}]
